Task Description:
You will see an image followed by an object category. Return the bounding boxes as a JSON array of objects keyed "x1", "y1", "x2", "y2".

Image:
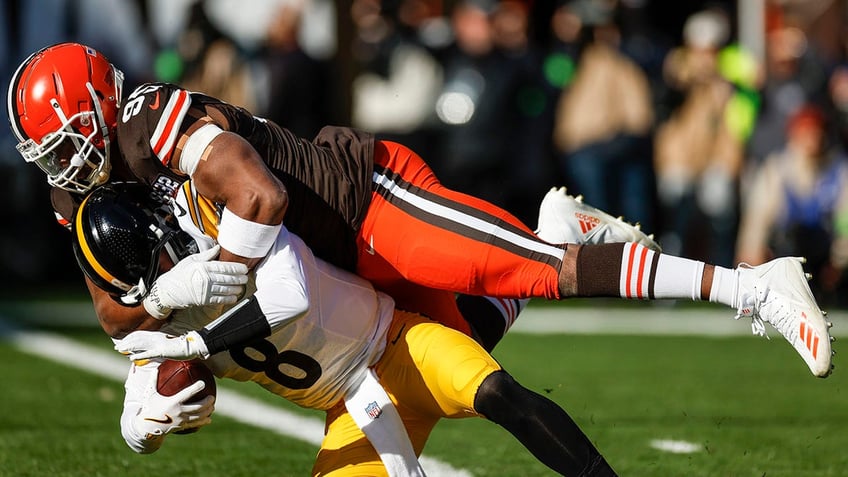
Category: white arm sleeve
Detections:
[{"x1": 252, "y1": 227, "x2": 310, "y2": 330}]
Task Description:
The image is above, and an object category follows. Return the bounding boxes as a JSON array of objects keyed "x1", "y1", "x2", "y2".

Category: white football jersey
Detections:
[{"x1": 162, "y1": 183, "x2": 395, "y2": 410}]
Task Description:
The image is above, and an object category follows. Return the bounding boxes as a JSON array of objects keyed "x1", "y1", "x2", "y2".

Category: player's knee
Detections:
[{"x1": 473, "y1": 370, "x2": 521, "y2": 419}]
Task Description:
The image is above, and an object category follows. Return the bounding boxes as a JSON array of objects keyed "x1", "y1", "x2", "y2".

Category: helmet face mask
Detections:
[
  {"x1": 8, "y1": 43, "x2": 124, "y2": 194},
  {"x1": 72, "y1": 182, "x2": 198, "y2": 305},
  {"x1": 17, "y1": 110, "x2": 111, "y2": 193}
]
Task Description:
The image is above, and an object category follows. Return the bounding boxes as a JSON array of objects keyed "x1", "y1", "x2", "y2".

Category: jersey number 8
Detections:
[{"x1": 229, "y1": 338, "x2": 322, "y2": 390}]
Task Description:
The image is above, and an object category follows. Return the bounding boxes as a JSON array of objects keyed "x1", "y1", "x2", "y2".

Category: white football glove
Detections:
[
  {"x1": 121, "y1": 361, "x2": 215, "y2": 454},
  {"x1": 143, "y1": 245, "x2": 248, "y2": 320},
  {"x1": 116, "y1": 330, "x2": 210, "y2": 361},
  {"x1": 133, "y1": 380, "x2": 214, "y2": 436}
]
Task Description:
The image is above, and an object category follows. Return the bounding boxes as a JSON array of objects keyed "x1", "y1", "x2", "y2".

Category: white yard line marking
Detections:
[
  {"x1": 649, "y1": 439, "x2": 702, "y2": 454},
  {"x1": 0, "y1": 320, "x2": 471, "y2": 477}
]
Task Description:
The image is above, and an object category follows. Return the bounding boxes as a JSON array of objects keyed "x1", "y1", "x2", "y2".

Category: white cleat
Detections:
[
  {"x1": 736, "y1": 257, "x2": 834, "y2": 378},
  {"x1": 535, "y1": 187, "x2": 662, "y2": 251}
]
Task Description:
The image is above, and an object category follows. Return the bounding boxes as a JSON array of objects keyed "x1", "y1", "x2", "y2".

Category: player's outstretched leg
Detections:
[
  {"x1": 536, "y1": 186, "x2": 661, "y2": 251},
  {"x1": 474, "y1": 370, "x2": 617, "y2": 476},
  {"x1": 460, "y1": 188, "x2": 666, "y2": 352},
  {"x1": 557, "y1": 243, "x2": 834, "y2": 377}
]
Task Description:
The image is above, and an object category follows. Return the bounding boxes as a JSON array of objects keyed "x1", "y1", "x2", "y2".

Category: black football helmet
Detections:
[{"x1": 71, "y1": 181, "x2": 198, "y2": 304}]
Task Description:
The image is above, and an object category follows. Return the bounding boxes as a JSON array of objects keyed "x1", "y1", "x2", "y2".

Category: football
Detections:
[{"x1": 156, "y1": 359, "x2": 217, "y2": 434}]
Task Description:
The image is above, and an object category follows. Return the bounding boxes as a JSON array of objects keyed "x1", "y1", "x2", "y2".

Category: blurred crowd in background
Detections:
[{"x1": 2, "y1": 0, "x2": 848, "y2": 307}]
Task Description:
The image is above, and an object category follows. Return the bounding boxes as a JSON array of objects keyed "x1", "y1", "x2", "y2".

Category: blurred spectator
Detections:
[
  {"x1": 181, "y1": 37, "x2": 259, "y2": 111},
  {"x1": 350, "y1": 0, "x2": 445, "y2": 154},
  {"x1": 74, "y1": 0, "x2": 156, "y2": 84},
  {"x1": 0, "y1": 0, "x2": 56, "y2": 287},
  {"x1": 551, "y1": 0, "x2": 656, "y2": 232},
  {"x1": 654, "y1": 7, "x2": 756, "y2": 266},
  {"x1": 615, "y1": 0, "x2": 676, "y2": 124},
  {"x1": 260, "y1": 1, "x2": 336, "y2": 138},
  {"x1": 0, "y1": 0, "x2": 15, "y2": 169},
  {"x1": 535, "y1": 0, "x2": 583, "y2": 169},
  {"x1": 174, "y1": 3, "x2": 259, "y2": 112},
  {"x1": 429, "y1": 0, "x2": 527, "y2": 209},
  {"x1": 736, "y1": 104, "x2": 848, "y2": 305},
  {"x1": 828, "y1": 64, "x2": 848, "y2": 151},
  {"x1": 490, "y1": 0, "x2": 559, "y2": 225},
  {"x1": 747, "y1": 6, "x2": 830, "y2": 166},
  {"x1": 148, "y1": 0, "x2": 219, "y2": 83}
]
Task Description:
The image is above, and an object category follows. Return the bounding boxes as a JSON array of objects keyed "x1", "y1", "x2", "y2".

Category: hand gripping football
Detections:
[{"x1": 156, "y1": 359, "x2": 216, "y2": 434}]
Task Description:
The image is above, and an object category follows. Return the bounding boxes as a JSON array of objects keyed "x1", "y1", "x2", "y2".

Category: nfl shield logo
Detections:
[{"x1": 365, "y1": 401, "x2": 382, "y2": 419}]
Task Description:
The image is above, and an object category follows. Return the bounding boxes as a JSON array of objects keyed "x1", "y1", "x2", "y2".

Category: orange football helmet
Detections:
[{"x1": 7, "y1": 42, "x2": 124, "y2": 193}]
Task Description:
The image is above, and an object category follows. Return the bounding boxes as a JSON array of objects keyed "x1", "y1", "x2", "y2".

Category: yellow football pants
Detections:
[{"x1": 312, "y1": 310, "x2": 502, "y2": 476}]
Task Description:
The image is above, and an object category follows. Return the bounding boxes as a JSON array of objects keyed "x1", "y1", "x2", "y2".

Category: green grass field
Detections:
[{"x1": 1, "y1": 299, "x2": 846, "y2": 477}]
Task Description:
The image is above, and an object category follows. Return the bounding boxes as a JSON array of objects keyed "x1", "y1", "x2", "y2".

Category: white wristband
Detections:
[
  {"x1": 216, "y1": 208, "x2": 282, "y2": 258},
  {"x1": 142, "y1": 283, "x2": 172, "y2": 320}
]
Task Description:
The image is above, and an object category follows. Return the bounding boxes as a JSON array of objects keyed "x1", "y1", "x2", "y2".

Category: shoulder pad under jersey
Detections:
[{"x1": 117, "y1": 82, "x2": 193, "y2": 171}]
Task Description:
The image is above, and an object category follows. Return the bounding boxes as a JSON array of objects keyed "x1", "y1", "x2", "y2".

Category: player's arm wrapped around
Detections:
[
  {"x1": 116, "y1": 227, "x2": 310, "y2": 360},
  {"x1": 116, "y1": 296, "x2": 275, "y2": 360},
  {"x1": 120, "y1": 360, "x2": 214, "y2": 453}
]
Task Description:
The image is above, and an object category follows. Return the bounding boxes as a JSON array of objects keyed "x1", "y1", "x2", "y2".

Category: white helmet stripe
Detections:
[{"x1": 7, "y1": 49, "x2": 41, "y2": 142}]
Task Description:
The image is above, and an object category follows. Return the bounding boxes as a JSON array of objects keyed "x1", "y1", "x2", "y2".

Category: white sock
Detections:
[
  {"x1": 708, "y1": 266, "x2": 740, "y2": 308},
  {"x1": 651, "y1": 254, "x2": 705, "y2": 301}
]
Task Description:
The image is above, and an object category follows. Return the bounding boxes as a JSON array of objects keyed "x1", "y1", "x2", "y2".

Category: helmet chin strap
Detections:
[
  {"x1": 94, "y1": 168, "x2": 110, "y2": 186},
  {"x1": 120, "y1": 277, "x2": 149, "y2": 305}
]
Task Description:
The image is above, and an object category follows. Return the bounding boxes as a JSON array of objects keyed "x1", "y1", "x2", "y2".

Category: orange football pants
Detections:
[{"x1": 355, "y1": 141, "x2": 564, "y2": 335}]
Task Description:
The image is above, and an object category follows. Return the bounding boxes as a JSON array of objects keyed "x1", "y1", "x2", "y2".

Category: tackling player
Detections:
[
  {"x1": 6, "y1": 42, "x2": 652, "y2": 347},
  {"x1": 74, "y1": 181, "x2": 618, "y2": 476},
  {"x1": 8, "y1": 42, "x2": 835, "y2": 377}
]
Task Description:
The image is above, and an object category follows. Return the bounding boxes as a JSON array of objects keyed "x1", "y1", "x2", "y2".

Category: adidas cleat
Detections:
[
  {"x1": 535, "y1": 187, "x2": 662, "y2": 251},
  {"x1": 736, "y1": 257, "x2": 834, "y2": 378}
]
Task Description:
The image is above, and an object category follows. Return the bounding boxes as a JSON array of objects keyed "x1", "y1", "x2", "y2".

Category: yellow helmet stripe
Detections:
[{"x1": 74, "y1": 193, "x2": 125, "y2": 289}]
